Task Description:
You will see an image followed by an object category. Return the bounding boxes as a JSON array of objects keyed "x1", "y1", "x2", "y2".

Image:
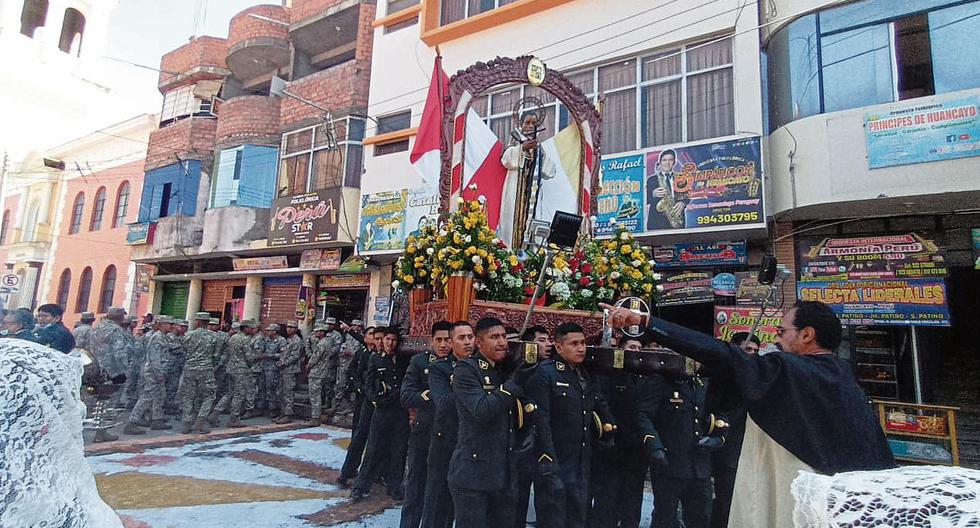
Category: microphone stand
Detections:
[{"x1": 519, "y1": 248, "x2": 552, "y2": 337}]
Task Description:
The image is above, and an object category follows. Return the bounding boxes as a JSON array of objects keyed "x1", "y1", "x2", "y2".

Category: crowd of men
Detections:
[{"x1": 336, "y1": 315, "x2": 772, "y2": 528}]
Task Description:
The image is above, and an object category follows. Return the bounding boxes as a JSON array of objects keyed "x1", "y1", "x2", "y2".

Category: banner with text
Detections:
[
  {"x1": 865, "y1": 95, "x2": 980, "y2": 169},
  {"x1": 268, "y1": 188, "x2": 341, "y2": 247},
  {"x1": 797, "y1": 233, "x2": 946, "y2": 282},
  {"x1": 596, "y1": 153, "x2": 645, "y2": 235},
  {"x1": 714, "y1": 306, "x2": 784, "y2": 346},
  {"x1": 658, "y1": 271, "x2": 715, "y2": 306},
  {"x1": 652, "y1": 241, "x2": 748, "y2": 268},
  {"x1": 358, "y1": 190, "x2": 408, "y2": 253},
  {"x1": 973, "y1": 228, "x2": 980, "y2": 270},
  {"x1": 797, "y1": 279, "x2": 950, "y2": 326}
]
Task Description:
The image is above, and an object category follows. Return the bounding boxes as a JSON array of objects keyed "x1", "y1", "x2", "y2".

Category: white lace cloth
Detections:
[
  {"x1": 0, "y1": 340, "x2": 123, "y2": 527},
  {"x1": 793, "y1": 465, "x2": 980, "y2": 527}
]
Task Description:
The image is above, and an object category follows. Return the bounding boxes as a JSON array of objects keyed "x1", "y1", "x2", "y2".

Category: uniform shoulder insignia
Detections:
[
  {"x1": 556, "y1": 361, "x2": 565, "y2": 371},
  {"x1": 478, "y1": 359, "x2": 489, "y2": 370},
  {"x1": 429, "y1": 354, "x2": 437, "y2": 363}
]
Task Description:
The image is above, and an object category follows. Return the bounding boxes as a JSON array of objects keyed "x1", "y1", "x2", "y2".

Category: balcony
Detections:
[
  {"x1": 145, "y1": 117, "x2": 218, "y2": 172},
  {"x1": 129, "y1": 215, "x2": 204, "y2": 262},
  {"x1": 159, "y1": 36, "x2": 230, "y2": 93},
  {"x1": 226, "y1": 5, "x2": 290, "y2": 85},
  {"x1": 215, "y1": 95, "x2": 281, "y2": 149},
  {"x1": 199, "y1": 205, "x2": 273, "y2": 254}
]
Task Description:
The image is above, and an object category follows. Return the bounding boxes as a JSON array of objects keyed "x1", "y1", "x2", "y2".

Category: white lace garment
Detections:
[
  {"x1": 0, "y1": 339, "x2": 123, "y2": 527},
  {"x1": 793, "y1": 465, "x2": 980, "y2": 527}
]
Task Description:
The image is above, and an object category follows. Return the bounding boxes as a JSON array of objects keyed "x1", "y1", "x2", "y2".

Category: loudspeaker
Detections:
[
  {"x1": 758, "y1": 255, "x2": 778, "y2": 285},
  {"x1": 547, "y1": 211, "x2": 583, "y2": 249}
]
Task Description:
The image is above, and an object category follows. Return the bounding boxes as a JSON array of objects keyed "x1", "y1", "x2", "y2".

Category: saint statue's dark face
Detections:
[{"x1": 521, "y1": 114, "x2": 539, "y2": 135}]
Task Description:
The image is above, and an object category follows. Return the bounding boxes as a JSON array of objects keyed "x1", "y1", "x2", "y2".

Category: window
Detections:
[
  {"x1": 211, "y1": 145, "x2": 278, "y2": 208},
  {"x1": 767, "y1": 0, "x2": 980, "y2": 130},
  {"x1": 0, "y1": 210, "x2": 9, "y2": 245},
  {"x1": 90, "y1": 186, "x2": 106, "y2": 231},
  {"x1": 58, "y1": 8, "x2": 85, "y2": 56},
  {"x1": 20, "y1": 0, "x2": 48, "y2": 37},
  {"x1": 160, "y1": 84, "x2": 218, "y2": 127},
  {"x1": 278, "y1": 116, "x2": 366, "y2": 196},
  {"x1": 76, "y1": 266, "x2": 92, "y2": 313},
  {"x1": 113, "y1": 181, "x2": 130, "y2": 227},
  {"x1": 69, "y1": 192, "x2": 85, "y2": 234},
  {"x1": 441, "y1": 0, "x2": 519, "y2": 24},
  {"x1": 138, "y1": 161, "x2": 202, "y2": 222},
  {"x1": 97, "y1": 265, "x2": 116, "y2": 313},
  {"x1": 373, "y1": 111, "x2": 413, "y2": 156},
  {"x1": 384, "y1": 16, "x2": 418, "y2": 33},
  {"x1": 56, "y1": 269, "x2": 71, "y2": 309},
  {"x1": 388, "y1": 0, "x2": 419, "y2": 13}
]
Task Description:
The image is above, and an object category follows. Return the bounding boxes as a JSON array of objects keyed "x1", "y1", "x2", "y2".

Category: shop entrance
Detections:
[{"x1": 316, "y1": 286, "x2": 367, "y2": 324}]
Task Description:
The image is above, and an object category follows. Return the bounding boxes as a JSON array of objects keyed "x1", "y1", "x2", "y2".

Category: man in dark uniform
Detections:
[
  {"x1": 448, "y1": 317, "x2": 536, "y2": 528},
  {"x1": 399, "y1": 320, "x2": 451, "y2": 528},
  {"x1": 420, "y1": 321, "x2": 474, "y2": 528},
  {"x1": 526, "y1": 322, "x2": 614, "y2": 528},
  {"x1": 338, "y1": 327, "x2": 378, "y2": 487},
  {"x1": 708, "y1": 332, "x2": 759, "y2": 528},
  {"x1": 636, "y1": 366, "x2": 720, "y2": 528},
  {"x1": 590, "y1": 336, "x2": 647, "y2": 528},
  {"x1": 351, "y1": 327, "x2": 410, "y2": 502},
  {"x1": 34, "y1": 304, "x2": 75, "y2": 353}
]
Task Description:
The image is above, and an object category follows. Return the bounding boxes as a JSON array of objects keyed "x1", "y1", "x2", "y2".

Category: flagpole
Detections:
[{"x1": 434, "y1": 46, "x2": 452, "y2": 210}]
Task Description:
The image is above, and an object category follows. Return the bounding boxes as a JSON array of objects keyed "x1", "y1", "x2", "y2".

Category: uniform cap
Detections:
[
  {"x1": 265, "y1": 323, "x2": 281, "y2": 331},
  {"x1": 80, "y1": 312, "x2": 95, "y2": 320},
  {"x1": 314, "y1": 325, "x2": 328, "y2": 332},
  {"x1": 351, "y1": 319, "x2": 363, "y2": 326},
  {"x1": 156, "y1": 315, "x2": 175, "y2": 324},
  {"x1": 231, "y1": 322, "x2": 241, "y2": 329},
  {"x1": 194, "y1": 312, "x2": 211, "y2": 320},
  {"x1": 208, "y1": 318, "x2": 220, "y2": 325},
  {"x1": 175, "y1": 319, "x2": 189, "y2": 326},
  {"x1": 286, "y1": 321, "x2": 299, "y2": 328},
  {"x1": 325, "y1": 317, "x2": 337, "y2": 324},
  {"x1": 238, "y1": 319, "x2": 255, "y2": 328},
  {"x1": 106, "y1": 307, "x2": 127, "y2": 316}
]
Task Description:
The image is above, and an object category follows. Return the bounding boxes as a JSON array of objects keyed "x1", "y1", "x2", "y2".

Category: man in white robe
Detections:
[{"x1": 499, "y1": 113, "x2": 557, "y2": 249}]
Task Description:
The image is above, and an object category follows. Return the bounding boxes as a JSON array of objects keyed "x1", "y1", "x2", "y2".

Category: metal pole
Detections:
[
  {"x1": 911, "y1": 326, "x2": 923, "y2": 403},
  {"x1": 520, "y1": 250, "x2": 552, "y2": 336},
  {"x1": 745, "y1": 283, "x2": 774, "y2": 349}
]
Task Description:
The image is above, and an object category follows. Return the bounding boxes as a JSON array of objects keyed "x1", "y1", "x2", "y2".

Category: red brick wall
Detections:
[
  {"x1": 145, "y1": 118, "x2": 219, "y2": 172},
  {"x1": 773, "y1": 221, "x2": 799, "y2": 305},
  {"x1": 228, "y1": 5, "x2": 290, "y2": 50},
  {"x1": 46, "y1": 160, "x2": 145, "y2": 327},
  {"x1": 215, "y1": 96, "x2": 282, "y2": 148},
  {"x1": 290, "y1": 0, "x2": 355, "y2": 24},
  {"x1": 159, "y1": 36, "x2": 229, "y2": 90},
  {"x1": 279, "y1": 61, "x2": 372, "y2": 130},
  {"x1": 355, "y1": 2, "x2": 376, "y2": 63},
  {"x1": 201, "y1": 278, "x2": 247, "y2": 313},
  {"x1": 260, "y1": 281, "x2": 301, "y2": 327}
]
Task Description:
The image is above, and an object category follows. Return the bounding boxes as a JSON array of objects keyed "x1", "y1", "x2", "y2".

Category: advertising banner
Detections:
[
  {"x1": 658, "y1": 271, "x2": 714, "y2": 306},
  {"x1": 358, "y1": 190, "x2": 408, "y2": 253},
  {"x1": 797, "y1": 233, "x2": 946, "y2": 282},
  {"x1": 374, "y1": 296, "x2": 391, "y2": 325},
  {"x1": 126, "y1": 222, "x2": 155, "y2": 245},
  {"x1": 973, "y1": 228, "x2": 980, "y2": 270},
  {"x1": 643, "y1": 137, "x2": 763, "y2": 233},
  {"x1": 299, "y1": 249, "x2": 342, "y2": 271},
  {"x1": 652, "y1": 241, "x2": 748, "y2": 268},
  {"x1": 714, "y1": 306, "x2": 784, "y2": 346},
  {"x1": 319, "y1": 274, "x2": 371, "y2": 289},
  {"x1": 735, "y1": 271, "x2": 782, "y2": 306},
  {"x1": 404, "y1": 183, "x2": 441, "y2": 239},
  {"x1": 596, "y1": 153, "x2": 645, "y2": 235},
  {"x1": 232, "y1": 255, "x2": 288, "y2": 271},
  {"x1": 797, "y1": 279, "x2": 951, "y2": 326},
  {"x1": 268, "y1": 188, "x2": 341, "y2": 247},
  {"x1": 865, "y1": 95, "x2": 980, "y2": 169},
  {"x1": 712, "y1": 273, "x2": 736, "y2": 297},
  {"x1": 296, "y1": 285, "x2": 314, "y2": 320}
]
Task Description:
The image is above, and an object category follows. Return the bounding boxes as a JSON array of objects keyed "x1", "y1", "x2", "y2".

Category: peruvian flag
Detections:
[
  {"x1": 410, "y1": 56, "x2": 450, "y2": 184},
  {"x1": 454, "y1": 104, "x2": 508, "y2": 229}
]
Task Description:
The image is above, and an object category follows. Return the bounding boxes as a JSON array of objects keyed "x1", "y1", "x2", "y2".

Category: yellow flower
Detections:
[
  {"x1": 436, "y1": 236, "x2": 447, "y2": 244},
  {"x1": 609, "y1": 241, "x2": 619, "y2": 250},
  {"x1": 643, "y1": 283, "x2": 653, "y2": 292},
  {"x1": 450, "y1": 260, "x2": 463, "y2": 270},
  {"x1": 406, "y1": 245, "x2": 416, "y2": 254},
  {"x1": 477, "y1": 249, "x2": 488, "y2": 258},
  {"x1": 632, "y1": 271, "x2": 642, "y2": 280},
  {"x1": 465, "y1": 246, "x2": 477, "y2": 256},
  {"x1": 508, "y1": 255, "x2": 518, "y2": 267},
  {"x1": 453, "y1": 233, "x2": 463, "y2": 245},
  {"x1": 474, "y1": 264, "x2": 485, "y2": 275},
  {"x1": 621, "y1": 245, "x2": 632, "y2": 255},
  {"x1": 632, "y1": 250, "x2": 642, "y2": 260},
  {"x1": 419, "y1": 270, "x2": 428, "y2": 277},
  {"x1": 404, "y1": 275, "x2": 415, "y2": 284},
  {"x1": 489, "y1": 262, "x2": 498, "y2": 272}
]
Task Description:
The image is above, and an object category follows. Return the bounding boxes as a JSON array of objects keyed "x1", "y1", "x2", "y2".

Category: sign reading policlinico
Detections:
[{"x1": 268, "y1": 188, "x2": 342, "y2": 247}]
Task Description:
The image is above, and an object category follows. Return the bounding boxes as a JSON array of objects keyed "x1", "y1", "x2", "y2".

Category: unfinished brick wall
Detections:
[
  {"x1": 228, "y1": 4, "x2": 290, "y2": 50},
  {"x1": 215, "y1": 96, "x2": 282, "y2": 149},
  {"x1": 145, "y1": 118, "x2": 218, "y2": 172},
  {"x1": 159, "y1": 36, "x2": 229, "y2": 91}
]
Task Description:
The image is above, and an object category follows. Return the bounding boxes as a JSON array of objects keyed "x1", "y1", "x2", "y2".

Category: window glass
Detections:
[
  {"x1": 387, "y1": 0, "x2": 419, "y2": 13},
  {"x1": 688, "y1": 68, "x2": 735, "y2": 141},
  {"x1": 279, "y1": 154, "x2": 310, "y2": 197},
  {"x1": 69, "y1": 193, "x2": 85, "y2": 234},
  {"x1": 471, "y1": 95, "x2": 489, "y2": 117},
  {"x1": 929, "y1": 2, "x2": 980, "y2": 93},
  {"x1": 599, "y1": 59, "x2": 636, "y2": 92},
  {"x1": 345, "y1": 144, "x2": 364, "y2": 187},
  {"x1": 212, "y1": 147, "x2": 242, "y2": 207},
  {"x1": 602, "y1": 89, "x2": 637, "y2": 154},
  {"x1": 565, "y1": 70, "x2": 594, "y2": 96},
  {"x1": 312, "y1": 149, "x2": 344, "y2": 189},
  {"x1": 820, "y1": 0, "x2": 964, "y2": 33},
  {"x1": 113, "y1": 182, "x2": 130, "y2": 227},
  {"x1": 821, "y1": 24, "x2": 893, "y2": 113},
  {"x1": 76, "y1": 267, "x2": 92, "y2": 313},
  {"x1": 641, "y1": 80, "x2": 682, "y2": 147},
  {"x1": 90, "y1": 187, "x2": 106, "y2": 231},
  {"x1": 374, "y1": 139, "x2": 410, "y2": 156},
  {"x1": 378, "y1": 111, "x2": 412, "y2": 134},
  {"x1": 284, "y1": 129, "x2": 313, "y2": 155},
  {"x1": 441, "y1": 0, "x2": 465, "y2": 24},
  {"x1": 491, "y1": 89, "x2": 520, "y2": 115},
  {"x1": 98, "y1": 266, "x2": 116, "y2": 313},
  {"x1": 687, "y1": 37, "x2": 733, "y2": 71},
  {"x1": 56, "y1": 269, "x2": 71, "y2": 309},
  {"x1": 767, "y1": 14, "x2": 821, "y2": 130},
  {"x1": 642, "y1": 50, "x2": 681, "y2": 81}
]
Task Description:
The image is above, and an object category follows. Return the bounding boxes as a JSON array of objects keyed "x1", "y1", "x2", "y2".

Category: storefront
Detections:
[
  {"x1": 200, "y1": 278, "x2": 246, "y2": 326},
  {"x1": 158, "y1": 281, "x2": 190, "y2": 318}
]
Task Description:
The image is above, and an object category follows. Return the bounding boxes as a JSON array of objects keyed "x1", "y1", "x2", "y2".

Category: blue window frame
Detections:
[
  {"x1": 211, "y1": 145, "x2": 278, "y2": 208},
  {"x1": 138, "y1": 160, "x2": 201, "y2": 222}
]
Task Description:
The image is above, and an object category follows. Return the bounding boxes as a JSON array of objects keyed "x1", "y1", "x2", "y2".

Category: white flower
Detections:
[
  {"x1": 465, "y1": 235, "x2": 472, "y2": 243},
  {"x1": 653, "y1": 273, "x2": 663, "y2": 281},
  {"x1": 440, "y1": 229, "x2": 448, "y2": 237},
  {"x1": 478, "y1": 195, "x2": 487, "y2": 205},
  {"x1": 632, "y1": 260, "x2": 641, "y2": 267},
  {"x1": 609, "y1": 217, "x2": 618, "y2": 225},
  {"x1": 492, "y1": 238, "x2": 500, "y2": 245},
  {"x1": 391, "y1": 280, "x2": 401, "y2": 289},
  {"x1": 457, "y1": 197, "x2": 465, "y2": 204},
  {"x1": 619, "y1": 232, "x2": 629, "y2": 241},
  {"x1": 581, "y1": 289, "x2": 593, "y2": 298},
  {"x1": 610, "y1": 271, "x2": 621, "y2": 280},
  {"x1": 549, "y1": 282, "x2": 571, "y2": 301},
  {"x1": 426, "y1": 247, "x2": 434, "y2": 255},
  {"x1": 589, "y1": 215, "x2": 598, "y2": 223},
  {"x1": 656, "y1": 285, "x2": 665, "y2": 292},
  {"x1": 472, "y1": 256, "x2": 483, "y2": 264}
]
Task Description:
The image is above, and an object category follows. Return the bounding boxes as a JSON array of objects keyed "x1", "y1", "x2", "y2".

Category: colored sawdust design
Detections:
[
  {"x1": 115, "y1": 454, "x2": 177, "y2": 467},
  {"x1": 231, "y1": 449, "x2": 341, "y2": 484},
  {"x1": 291, "y1": 432, "x2": 332, "y2": 441},
  {"x1": 185, "y1": 450, "x2": 234, "y2": 458},
  {"x1": 269, "y1": 438, "x2": 295, "y2": 448},
  {"x1": 333, "y1": 438, "x2": 351, "y2": 450},
  {"x1": 95, "y1": 472, "x2": 342, "y2": 510},
  {"x1": 300, "y1": 493, "x2": 398, "y2": 526},
  {"x1": 228, "y1": 435, "x2": 263, "y2": 444},
  {"x1": 119, "y1": 515, "x2": 151, "y2": 528}
]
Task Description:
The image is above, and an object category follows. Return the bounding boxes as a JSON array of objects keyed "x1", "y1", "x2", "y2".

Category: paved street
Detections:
[{"x1": 88, "y1": 424, "x2": 656, "y2": 527}]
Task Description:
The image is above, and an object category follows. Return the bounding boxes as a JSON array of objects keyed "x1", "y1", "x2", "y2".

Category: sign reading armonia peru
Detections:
[
  {"x1": 797, "y1": 233, "x2": 946, "y2": 282},
  {"x1": 268, "y1": 188, "x2": 341, "y2": 247},
  {"x1": 865, "y1": 95, "x2": 980, "y2": 169},
  {"x1": 797, "y1": 279, "x2": 950, "y2": 326},
  {"x1": 714, "y1": 306, "x2": 784, "y2": 346}
]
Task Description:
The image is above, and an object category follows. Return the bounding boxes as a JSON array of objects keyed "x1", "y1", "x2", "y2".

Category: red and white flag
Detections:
[
  {"x1": 410, "y1": 56, "x2": 450, "y2": 185},
  {"x1": 450, "y1": 91, "x2": 508, "y2": 229}
]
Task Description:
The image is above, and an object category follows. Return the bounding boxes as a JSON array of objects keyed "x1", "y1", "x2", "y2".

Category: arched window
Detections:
[
  {"x1": 24, "y1": 200, "x2": 40, "y2": 241},
  {"x1": 58, "y1": 8, "x2": 85, "y2": 56},
  {"x1": 76, "y1": 266, "x2": 92, "y2": 312},
  {"x1": 97, "y1": 265, "x2": 116, "y2": 313},
  {"x1": 90, "y1": 186, "x2": 106, "y2": 231},
  {"x1": 56, "y1": 268, "x2": 72, "y2": 309},
  {"x1": 112, "y1": 181, "x2": 130, "y2": 228},
  {"x1": 20, "y1": 0, "x2": 48, "y2": 38},
  {"x1": 0, "y1": 210, "x2": 10, "y2": 245},
  {"x1": 69, "y1": 192, "x2": 85, "y2": 234}
]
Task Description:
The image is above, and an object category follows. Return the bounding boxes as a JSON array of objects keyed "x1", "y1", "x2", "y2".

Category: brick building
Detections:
[{"x1": 131, "y1": 0, "x2": 376, "y2": 331}]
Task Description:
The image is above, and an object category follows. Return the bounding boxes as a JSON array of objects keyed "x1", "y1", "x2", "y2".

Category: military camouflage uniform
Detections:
[
  {"x1": 178, "y1": 327, "x2": 217, "y2": 423},
  {"x1": 211, "y1": 330, "x2": 231, "y2": 412},
  {"x1": 333, "y1": 332, "x2": 365, "y2": 413},
  {"x1": 73, "y1": 323, "x2": 94, "y2": 351},
  {"x1": 250, "y1": 333, "x2": 285, "y2": 414},
  {"x1": 226, "y1": 331, "x2": 256, "y2": 416},
  {"x1": 90, "y1": 318, "x2": 130, "y2": 379},
  {"x1": 129, "y1": 331, "x2": 170, "y2": 423},
  {"x1": 122, "y1": 330, "x2": 146, "y2": 407},
  {"x1": 164, "y1": 332, "x2": 186, "y2": 413},
  {"x1": 307, "y1": 337, "x2": 332, "y2": 419},
  {"x1": 279, "y1": 333, "x2": 304, "y2": 416},
  {"x1": 322, "y1": 329, "x2": 344, "y2": 405}
]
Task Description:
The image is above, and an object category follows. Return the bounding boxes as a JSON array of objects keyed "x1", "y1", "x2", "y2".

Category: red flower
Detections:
[
  {"x1": 513, "y1": 263, "x2": 524, "y2": 272},
  {"x1": 524, "y1": 286, "x2": 535, "y2": 295},
  {"x1": 580, "y1": 277, "x2": 591, "y2": 286},
  {"x1": 581, "y1": 263, "x2": 593, "y2": 274},
  {"x1": 597, "y1": 279, "x2": 606, "y2": 287}
]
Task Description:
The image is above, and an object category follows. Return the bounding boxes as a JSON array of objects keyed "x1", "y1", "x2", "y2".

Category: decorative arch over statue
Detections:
[{"x1": 438, "y1": 55, "x2": 602, "y2": 246}]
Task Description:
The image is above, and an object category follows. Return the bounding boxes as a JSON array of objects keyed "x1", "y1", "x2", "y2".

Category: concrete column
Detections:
[
  {"x1": 149, "y1": 280, "x2": 163, "y2": 315},
  {"x1": 301, "y1": 273, "x2": 317, "y2": 335},
  {"x1": 184, "y1": 278, "x2": 203, "y2": 321},
  {"x1": 243, "y1": 275, "x2": 263, "y2": 322}
]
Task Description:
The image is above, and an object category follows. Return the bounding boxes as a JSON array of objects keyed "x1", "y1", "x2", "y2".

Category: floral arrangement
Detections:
[{"x1": 394, "y1": 224, "x2": 437, "y2": 291}]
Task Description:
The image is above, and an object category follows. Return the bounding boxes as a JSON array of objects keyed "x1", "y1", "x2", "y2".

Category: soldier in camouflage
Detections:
[
  {"x1": 72, "y1": 311, "x2": 96, "y2": 350},
  {"x1": 306, "y1": 325, "x2": 330, "y2": 426},
  {"x1": 124, "y1": 316, "x2": 176, "y2": 435},
  {"x1": 122, "y1": 315, "x2": 145, "y2": 410},
  {"x1": 224, "y1": 320, "x2": 257, "y2": 427},
  {"x1": 207, "y1": 317, "x2": 231, "y2": 425},
  {"x1": 275, "y1": 321, "x2": 305, "y2": 424},
  {"x1": 178, "y1": 312, "x2": 218, "y2": 434},
  {"x1": 165, "y1": 320, "x2": 188, "y2": 415},
  {"x1": 321, "y1": 317, "x2": 344, "y2": 413},
  {"x1": 251, "y1": 324, "x2": 285, "y2": 418},
  {"x1": 89, "y1": 307, "x2": 132, "y2": 442},
  {"x1": 332, "y1": 319, "x2": 366, "y2": 415}
]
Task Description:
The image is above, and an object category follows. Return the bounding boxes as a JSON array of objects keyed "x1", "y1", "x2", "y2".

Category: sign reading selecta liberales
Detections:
[{"x1": 268, "y1": 188, "x2": 341, "y2": 247}]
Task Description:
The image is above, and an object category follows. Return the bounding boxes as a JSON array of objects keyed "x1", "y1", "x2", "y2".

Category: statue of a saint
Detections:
[{"x1": 499, "y1": 107, "x2": 557, "y2": 249}]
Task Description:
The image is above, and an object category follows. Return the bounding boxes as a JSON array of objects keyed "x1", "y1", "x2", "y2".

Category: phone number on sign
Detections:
[{"x1": 696, "y1": 212, "x2": 759, "y2": 225}]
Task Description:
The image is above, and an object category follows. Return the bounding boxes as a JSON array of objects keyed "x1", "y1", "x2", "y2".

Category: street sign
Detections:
[{"x1": 1, "y1": 274, "x2": 19, "y2": 292}]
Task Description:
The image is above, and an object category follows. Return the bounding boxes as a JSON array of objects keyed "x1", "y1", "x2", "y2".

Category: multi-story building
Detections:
[
  {"x1": 762, "y1": 0, "x2": 980, "y2": 464},
  {"x1": 0, "y1": 114, "x2": 155, "y2": 322},
  {"x1": 130, "y1": 0, "x2": 376, "y2": 331}
]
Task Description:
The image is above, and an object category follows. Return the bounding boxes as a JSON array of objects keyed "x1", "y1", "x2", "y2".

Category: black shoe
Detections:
[
  {"x1": 388, "y1": 487, "x2": 404, "y2": 501},
  {"x1": 350, "y1": 489, "x2": 367, "y2": 502},
  {"x1": 336, "y1": 476, "x2": 351, "y2": 488}
]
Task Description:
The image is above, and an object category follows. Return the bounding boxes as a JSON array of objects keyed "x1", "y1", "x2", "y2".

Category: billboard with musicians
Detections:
[{"x1": 598, "y1": 136, "x2": 764, "y2": 237}]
